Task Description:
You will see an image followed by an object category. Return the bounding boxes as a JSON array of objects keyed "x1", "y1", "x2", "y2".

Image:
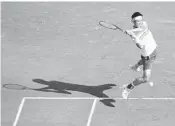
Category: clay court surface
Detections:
[{"x1": 1, "y1": 2, "x2": 175, "y2": 126}]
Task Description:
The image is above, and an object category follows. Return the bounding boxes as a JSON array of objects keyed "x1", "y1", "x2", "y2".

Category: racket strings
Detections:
[{"x1": 99, "y1": 21, "x2": 117, "y2": 30}]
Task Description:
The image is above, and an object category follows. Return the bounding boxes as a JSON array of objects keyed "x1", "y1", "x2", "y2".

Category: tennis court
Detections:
[{"x1": 2, "y1": 2, "x2": 175, "y2": 126}]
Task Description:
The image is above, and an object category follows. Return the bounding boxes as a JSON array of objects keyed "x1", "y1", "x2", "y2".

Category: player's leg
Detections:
[
  {"x1": 122, "y1": 58, "x2": 144, "y2": 99},
  {"x1": 122, "y1": 66, "x2": 151, "y2": 99},
  {"x1": 132, "y1": 57, "x2": 152, "y2": 85},
  {"x1": 130, "y1": 58, "x2": 143, "y2": 72},
  {"x1": 122, "y1": 51, "x2": 156, "y2": 99},
  {"x1": 132, "y1": 69, "x2": 151, "y2": 86},
  {"x1": 131, "y1": 49, "x2": 156, "y2": 72}
]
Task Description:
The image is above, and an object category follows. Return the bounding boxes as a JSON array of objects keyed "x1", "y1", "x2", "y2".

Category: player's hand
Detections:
[
  {"x1": 124, "y1": 30, "x2": 132, "y2": 35},
  {"x1": 124, "y1": 30, "x2": 135, "y2": 37},
  {"x1": 124, "y1": 30, "x2": 133, "y2": 35},
  {"x1": 124, "y1": 30, "x2": 140, "y2": 43}
]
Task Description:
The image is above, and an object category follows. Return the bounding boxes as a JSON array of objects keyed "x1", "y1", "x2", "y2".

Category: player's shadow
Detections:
[{"x1": 32, "y1": 79, "x2": 117, "y2": 107}]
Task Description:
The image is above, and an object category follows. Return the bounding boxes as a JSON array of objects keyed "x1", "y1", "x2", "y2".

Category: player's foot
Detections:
[
  {"x1": 122, "y1": 84, "x2": 132, "y2": 99},
  {"x1": 130, "y1": 64, "x2": 140, "y2": 72}
]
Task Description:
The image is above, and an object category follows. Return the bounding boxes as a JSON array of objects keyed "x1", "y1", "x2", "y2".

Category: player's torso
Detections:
[{"x1": 133, "y1": 22, "x2": 157, "y2": 56}]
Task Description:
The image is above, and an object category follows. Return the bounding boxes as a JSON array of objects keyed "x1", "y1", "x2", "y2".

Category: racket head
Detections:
[
  {"x1": 99, "y1": 21, "x2": 124, "y2": 32},
  {"x1": 99, "y1": 21, "x2": 118, "y2": 30},
  {"x1": 2, "y1": 84, "x2": 31, "y2": 90}
]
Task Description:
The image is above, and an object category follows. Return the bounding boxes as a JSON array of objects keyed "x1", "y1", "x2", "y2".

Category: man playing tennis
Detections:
[{"x1": 122, "y1": 12, "x2": 157, "y2": 99}]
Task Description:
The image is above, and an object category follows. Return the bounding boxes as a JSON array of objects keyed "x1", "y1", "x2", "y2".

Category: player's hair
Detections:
[{"x1": 131, "y1": 12, "x2": 143, "y2": 19}]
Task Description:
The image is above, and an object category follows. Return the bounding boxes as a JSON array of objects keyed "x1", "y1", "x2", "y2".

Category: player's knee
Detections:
[
  {"x1": 133, "y1": 77, "x2": 146, "y2": 86},
  {"x1": 143, "y1": 77, "x2": 149, "y2": 83},
  {"x1": 143, "y1": 69, "x2": 151, "y2": 82}
]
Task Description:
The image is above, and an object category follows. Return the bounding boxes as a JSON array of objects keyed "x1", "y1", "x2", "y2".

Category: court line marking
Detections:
[
  {"x1": 86, "y1": 99, "x2": 97, "y2": 126},
  {"x1": 24, "y1": 97, "x2": 175, "y2": 100},
  {"x1": 14, "y1": 97, "x2": 175, "y2": 126},
  {"x1": 13, "y1": 97, "x2": 26, "y2": 126}
]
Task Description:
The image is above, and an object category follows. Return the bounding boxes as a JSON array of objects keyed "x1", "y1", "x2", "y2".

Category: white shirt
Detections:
[{"x1": 132, "y1": 21, "x2": 157, "y2": 57}]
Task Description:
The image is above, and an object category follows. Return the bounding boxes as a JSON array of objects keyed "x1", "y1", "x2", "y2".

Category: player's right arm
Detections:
[
  {"x1": 125, "y1": 21, "x2": 148, "y2": 36},
  {"x1": 125, "y1": 21, "x2": 148, "y2": 45}
]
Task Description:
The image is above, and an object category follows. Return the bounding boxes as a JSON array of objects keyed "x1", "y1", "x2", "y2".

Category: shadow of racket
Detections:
[{"x1": 2, "y1": 84, "x2": 33, "y2": 90}]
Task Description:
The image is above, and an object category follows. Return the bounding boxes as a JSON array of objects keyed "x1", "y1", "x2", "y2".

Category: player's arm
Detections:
[
  {"x1": 125, "y1": 22, "x2": 148, "y2": 48},
  {"x1": 124, "y1": 31, "x2": 145, "y2": 49},
  {"x1": 124, "y1": 30, "x2": 139, "y2": 42},
  {"x1": 131, "y1": 34, "x2": 145, "y2": 49},
  {"x1": 125, "y1": 21, "x2": 148, "y2": 35},
  {"x1": 136, "y1": 43, "x2": 144, "y2": 49}
]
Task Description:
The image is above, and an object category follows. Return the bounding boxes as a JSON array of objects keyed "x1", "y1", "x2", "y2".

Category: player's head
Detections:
[{"x1": 131, "y1": 12, "x2": 143, "y2": 27}]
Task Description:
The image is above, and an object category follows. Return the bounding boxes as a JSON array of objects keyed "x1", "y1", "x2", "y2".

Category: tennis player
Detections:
[{"x1": 122, "y1": 12, "x2": 157, "y2": 99}]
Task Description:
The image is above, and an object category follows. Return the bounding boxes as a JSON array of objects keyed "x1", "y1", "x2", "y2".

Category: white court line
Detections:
[
  {"x1": 86, "y1": 99, "x2": 97, "y2": 126},
  {"x1": 13, "y1": 97, "x2": 26, "y2": 126},
  {"x1": 22, "y1": 97, "x2": 175, "y2": 126},
  {"x1": 25, "y1": 97, "x2": 175, "y2": 100}
]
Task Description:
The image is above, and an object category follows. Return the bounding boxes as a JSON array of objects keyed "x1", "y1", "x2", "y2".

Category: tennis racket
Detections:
[
  {"x1": 99, "y1": 21, "x2": 132, "y2": 37},
  {"x1": 3, "y1": 84, "x2": 33, "y2": 90},
  {"x1": 99, "y1": 21, "x2": 125, "y2": 32}
]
